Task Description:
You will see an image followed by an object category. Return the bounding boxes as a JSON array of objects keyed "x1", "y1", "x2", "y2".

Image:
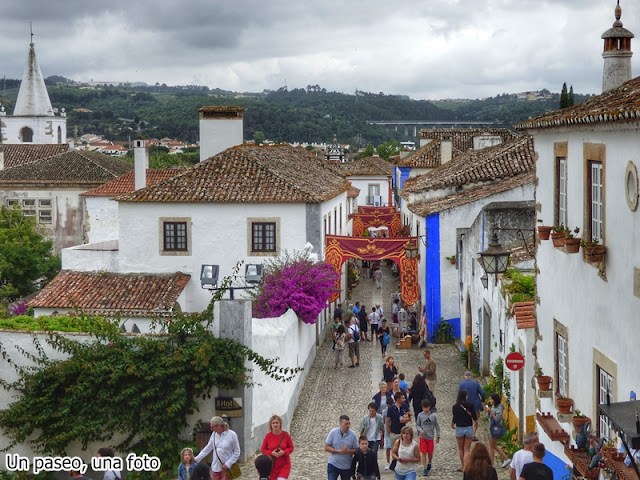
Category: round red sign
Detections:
[{"x1": 505, "y1": 351, "x2": 525, "y2": 371}]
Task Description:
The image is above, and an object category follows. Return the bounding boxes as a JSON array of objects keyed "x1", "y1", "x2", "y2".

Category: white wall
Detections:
[
  {"x1": 347, "y1": 176, "x2": 392, "y2": 207},
  {"x1": 84, "y1": 197, "x2": 119, "y2": 244},
  {"x1": 199, "y1": 119, "x2": 243, "y2": 162},
  {"x1": 0, "y1": 115, "x2": 66, "y2": 144},
  {"x1": 533, "y1": 125, "x2": 640, "y2": 422}
]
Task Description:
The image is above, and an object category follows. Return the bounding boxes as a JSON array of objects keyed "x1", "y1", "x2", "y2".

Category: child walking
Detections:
[
  {"x1": 416, "y1": 399, "x2": 440, "y2": 477},
  {"x1": 351, "y1": 435, "x2": 381, "y2": 480},
  {"x1": 334, "y1": 324, "x2": 346, "y2": 369}
]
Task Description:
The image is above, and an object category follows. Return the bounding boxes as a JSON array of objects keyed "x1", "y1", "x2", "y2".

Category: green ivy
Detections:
[
  {"x1": 501, "y1": 268, "x2": 535, "y2": 302},
  {"x1": 0, "y1": 315, "x2": 106, "y2": 332},
  {"x1": 0, "y1": 284, "x2": 301, "y2": 478}
]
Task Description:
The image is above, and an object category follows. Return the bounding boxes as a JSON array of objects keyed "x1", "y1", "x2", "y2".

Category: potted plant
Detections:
[
  {"x1": 572, "y1": 409, "x2": 591, "y2": 432},
  {"x1": 581, "y1": 239, "x2": 606, "y2": 263},
  {"x1": 551, "y1": 224, "x2": 567, "y2": 247},
  {"x1": 564, "y1": 227, "x2": 581, "y2": 254},
  {"x1": 535, "y1": 367, "x2": 553, "y2": 391},
  {"x1": 446, "y1": 255, "x2": 457, "y2": 265},
  {"x1": 556, "y1": 394, "x2": 574, "y2": 414},
  {"x1": 538, "y1": 219, "x2": 552, "y2": 241}
]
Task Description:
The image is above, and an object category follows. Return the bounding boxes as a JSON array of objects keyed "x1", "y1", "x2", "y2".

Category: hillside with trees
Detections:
[{"x1": 0, "y1": 79, "x2": 593, "y2": 146}]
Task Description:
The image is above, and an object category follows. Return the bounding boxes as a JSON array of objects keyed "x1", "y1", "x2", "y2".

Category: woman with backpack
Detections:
[{"x1": 408, "y1": 375, "x2": 436, "y2": 419}]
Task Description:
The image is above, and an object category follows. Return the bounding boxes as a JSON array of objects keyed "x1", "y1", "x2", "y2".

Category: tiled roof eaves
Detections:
[
  {"x1": 515, "y1": 76, "x2": 640, "y2": 130},
  {"x1": 394, "y1": 141, "x2": 441, "y2": 168},
  {"x1": 407, "y1": 171, "x2": 535, "y2": 216}
]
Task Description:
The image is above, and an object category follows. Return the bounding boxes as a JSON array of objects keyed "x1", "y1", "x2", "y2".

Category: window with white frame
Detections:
[
  {"x1": 557, "y1": 157, "x2": 567, "y2": 226},
  {"x1": 598, "y1": 367, "x2": 614, "y2": 440},
  {"x1": 6, "y1": 198, "x2": 53, "y2": 224},
  {"x1": 557, "y1": 333, "x2": 568, "y2": 397},
  {"x1": 590, "y1": 161, "x2": 603, "y2": 242},
  {"x1": 368, "y1": 184, "x2": 381, "y2": 205}
]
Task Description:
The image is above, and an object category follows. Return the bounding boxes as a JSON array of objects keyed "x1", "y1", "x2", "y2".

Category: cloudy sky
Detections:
[{"x1": 1, "y1": 0, "x2": 639, "y2": 100}]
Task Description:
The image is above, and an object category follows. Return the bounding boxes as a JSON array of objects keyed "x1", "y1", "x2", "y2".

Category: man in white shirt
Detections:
[
  {"x1": 510, "y1": 431, "x2": 538, "y2": 480},
  {"x1": 368, "y1": 307, "x2": 380, "y2": 343},
  {"x1": 195, "y1": 416, "x2": 241, "y2": 479},
  {"x1": 348, "y1": 317, "x2": 360, "y2": 368}
]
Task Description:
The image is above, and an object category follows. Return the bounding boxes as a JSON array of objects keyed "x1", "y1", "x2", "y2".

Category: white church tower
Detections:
[
  {"x1": 0, "y1": 41, "x2": 67, "y2": 144},
  {"x1": 602, "y1": 1, "x2": 634, "y2": 92}
]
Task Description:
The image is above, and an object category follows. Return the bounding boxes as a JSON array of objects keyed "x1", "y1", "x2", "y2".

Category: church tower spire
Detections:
[
  {"x1": 13, "y1": 41, "x2": 54, "y2": 116},
  {"x1": 601, "y1": 1, "x2": 634, "y2": 92}
]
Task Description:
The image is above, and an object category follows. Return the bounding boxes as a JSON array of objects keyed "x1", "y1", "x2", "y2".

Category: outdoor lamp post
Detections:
[
  {"x1": 478, "y1": 230, "x2": 511, "y2": 284},
  {"x1": 404, "y1": 241, "x2": 419, "y2": 259},
  {"x1": 480, "y1": 274, "x2": 489, "y2": 289},
  {"x1": 200, "y1": 264, "x2": 219, "y2": 289}
]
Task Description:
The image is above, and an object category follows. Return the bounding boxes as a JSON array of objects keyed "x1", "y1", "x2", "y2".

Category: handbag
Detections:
[
  {"x1": 490, "y1": 417, "x2": 507, "y2": 438},
  {"x1": 382, "y1": 333, "x2": 390, "y2": 346}
]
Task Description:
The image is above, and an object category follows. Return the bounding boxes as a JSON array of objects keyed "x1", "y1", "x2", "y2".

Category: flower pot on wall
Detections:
[
  {"x1": 538, "y1": 226, "x2": 552, "y2": 240},
  {"x1": 537, "y1": 375, "x2": 553, "y2": 391},
  {"x1": 551, "y1": 232, "x2": 566, "y2": 247},
  {"x1": 572, "y1": 416, "x2": 591, "y2": 433},
  {"x1": 584, "y1": 245, "x2": 606, "y2": 263},
  {"x1": 556, "y1": 397, "x2": 573, "y2": 414},
  {"x1": 564, "y1": 238, "x2": 581, "y2": 254}
]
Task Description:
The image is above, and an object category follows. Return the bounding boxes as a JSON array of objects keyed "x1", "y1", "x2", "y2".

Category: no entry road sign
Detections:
[{"x1": 505, "y1": 351, "x2": 525, "y2": 371}]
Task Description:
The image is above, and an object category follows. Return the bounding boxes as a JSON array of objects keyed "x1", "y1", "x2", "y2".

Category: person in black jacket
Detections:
[
  {"x1": 358, "y1": 305, "x2": 370, "y2": 341},
  {"x1": 351, "y1": 436, "x2": 381, "y2": 480},
  {"x1": 408, "y1": 374, "x2": 437, "y2": 419}
]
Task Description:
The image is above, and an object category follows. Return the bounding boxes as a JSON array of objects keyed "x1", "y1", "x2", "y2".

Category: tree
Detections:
[
  {"x1": 559, "y1": 82, "x2": 569, "y2": 109},
  {"x1": 254, "y1": 130, "x2": 266, "y2": 145},
  {"x1": 568, "y1": 85, "x2": 575, "y2": 107},
  {"x1": 376, "y1": 139, "x2": 402, "y2": 161},
  {"x1": 356, "y1": 143, "x2": 375, "y2": 160},
  {"x1": 0, "y1": 207, "x2": 60, "y2": 301}
]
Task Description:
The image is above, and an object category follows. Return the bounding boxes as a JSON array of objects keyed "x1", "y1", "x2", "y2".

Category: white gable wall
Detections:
[
  {"x1": 347, "y1": 176, "x2": 391, "y2": 207},
  {"x1": 84, "y1": 196, "x2": 119, "y2": 243},
  {"x1": 533, "y1": 125, "x2": 640, "y2": 420}
]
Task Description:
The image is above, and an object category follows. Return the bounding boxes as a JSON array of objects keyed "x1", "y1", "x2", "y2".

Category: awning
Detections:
[{"x1": 598, "y1": 400, "x2": 640, "y2": 449}]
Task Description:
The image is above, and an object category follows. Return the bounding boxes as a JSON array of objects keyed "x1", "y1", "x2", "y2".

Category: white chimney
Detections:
[
  {"x1": 441, "y1": 139, "x2": 453, "y2": 164},
  {"x1": 198, "y1": 106, "x2": 245, "y2": 162},
  {"x1": 134, "y1": 139, "x2": 148, "y2": 191},
  {"x1": 0, "y1": 149, "x2": 4, "y2": 170}
]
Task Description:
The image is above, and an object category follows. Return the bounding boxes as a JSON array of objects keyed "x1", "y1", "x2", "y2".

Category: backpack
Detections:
[
  {"x1": 350, "y1": 326, "x2": 360, "y2": 342},
  {"x1": 381, "y1": 333, "x2": 390, "y2": 346}
]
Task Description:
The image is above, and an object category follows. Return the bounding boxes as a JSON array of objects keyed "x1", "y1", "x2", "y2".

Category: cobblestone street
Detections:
[{"x1": 241, "y1": 262, "x2": 511, "y2": 479}]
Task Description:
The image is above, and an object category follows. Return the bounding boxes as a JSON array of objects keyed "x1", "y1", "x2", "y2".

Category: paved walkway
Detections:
[{"x1": 240, "y1": 262, "x2": 511, "y2": 479}]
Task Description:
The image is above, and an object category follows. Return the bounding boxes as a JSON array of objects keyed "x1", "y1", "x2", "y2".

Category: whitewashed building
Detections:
[{"x1": 333, "y1": 155, "x2": 394, "y2": 209}]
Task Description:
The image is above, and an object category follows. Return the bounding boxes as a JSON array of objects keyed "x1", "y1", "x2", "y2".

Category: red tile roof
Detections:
[
  {"x1": 516, "y1": 75, "x2": 640, "y2": 130},
  {"x1": 0, "y1": 150, "x2": 133, "y2": 185},
  {"x1": 1, "y1": 144, "x2": 70, "y2": 169},
  {"x1": 334, "y1": 156, "x2": 394, "y2": 176},
  {"x1": 29, "y1": 270, "x2": 191, "y2": 317},
  {"x1": 348, "y1": 186, "x2": 361, "y2": 198},
  {"x1": 511, "y1": 301, "x2": 537, "y2": 329},
  {"x1": 408, "y1": 171, "x2": 535, "y2": 216},
  {"x1": 403, "y1": 136, "x2": 535, "y2": 193},
  {"x1": 118, "y1": 144, "x2": 350, "y2": 204},
  {"x1": 81, "y1": 168, "x2": 186, "y2": 197},
  {"x1": 394, "y1": 140, "x2": 458, "y2": 168},
  {"x1": 417, "y1": 128, "x2": 519, "y2": 152}
]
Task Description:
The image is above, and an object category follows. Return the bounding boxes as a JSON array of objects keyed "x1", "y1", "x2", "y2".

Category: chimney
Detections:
[
  {"x1": 440, "y1": 139, "x2": 453, "y2": 164},
  {"x1": 0, "y1": 148, "x2": 4, "y2": 170},
  {"x1": 133, "y1": 139, "x2": 148, "y2": 191},
  {"x1": 198, "y1": 106, "x2": 245, "y2": 162},
  {"x1": 602, "y1": 1, "x2": 634, "y2": 92}
]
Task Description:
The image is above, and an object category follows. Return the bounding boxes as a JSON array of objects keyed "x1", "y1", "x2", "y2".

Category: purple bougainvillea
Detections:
[{"x1": 252, "y1": 255, "x2": 338, "y2": 324}]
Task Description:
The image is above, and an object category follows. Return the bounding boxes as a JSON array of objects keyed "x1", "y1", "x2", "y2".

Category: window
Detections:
[
  {"x1": 557, "y1": 157, "x2": 567, "y2": 226},
  {"x1": 368, "y1": 184, "x2": 381, "y2": 205},
  {"x1": 163, "y1": 222, "x2": 187, "y2": 251},
  {"x1": 590, "y1": 161, "x2": 603, "y2": 242},
  {"x1": 6, "y1": 198, "x2": 53, "y2": 224},
  {"x1": 20, "y1": 127, "x2": 33, "y2": 143},
  {"x1": 598, "y1": 367, "x2": 614, "y2": 440},
  {"x1": 328, "y1": 212, "x2": 332, "y2": 235},
  {"x1": 339, "y1": 203, "x2": 343, "y2": 234},
  {"x1": 252, "y1": 222, "x2": 276, "y2": 252},
  {"x1": 334, "y1": 207, "x2": 337, "y2": 234},
  {"x1": 557, "y1": 333, "x2": 568, "y2": 397}
]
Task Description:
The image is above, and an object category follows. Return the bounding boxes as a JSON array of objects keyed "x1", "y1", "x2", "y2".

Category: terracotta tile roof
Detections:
[
  {"x1": 394, "y1": 140, "x2": 463, "y2": 168},
  {"x1": 335, "y1": 156, "x2": 394, "y2": 176},
  {"x1": 511, "y1": 301, "x2": 537, "y2": 329},
  {"x1": 408, "y1": 171, "x2": 535, "y2": 216},
  {"x1": 348, "y1": 186, "x2": 361, "y2": 198},
  {"x1": 1, "y1": 144, "x2": 70, "y2": 169},
  {"x1": 81, "y1": 168, "x2": 186, "y2": 197},
  {"x1": 417, "y1": 128, "x2": 519, "y2": 152},
  {"x1": 0, "y1": 150, "x2": 133, "y2": 185},
  {"x1": 403, "y1": 136, "x2": 535, "y2": 193},
  {"x1": 516, "y1": 75, "x2": 640, "y2": 130},
  {"x1": 29, "y1": 270, "x2": 191, "y2": 317},
  {"x1": 118, "y1": 144, "x2": 351, "y2": 204},
  {"x1": 197, "y1": 106, "x2": 245, "y2": 113}
]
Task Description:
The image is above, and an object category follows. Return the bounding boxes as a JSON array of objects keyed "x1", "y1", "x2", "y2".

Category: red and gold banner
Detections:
[
  {"x1": 358, "y1": 206, "x2": 397, "y2": 215},
  {"x1": 325, "y1": 234, "x2": 420, "y2": 306},
  {"x1": 352, "y1": 212, "x2": 401, "y2": 237}
]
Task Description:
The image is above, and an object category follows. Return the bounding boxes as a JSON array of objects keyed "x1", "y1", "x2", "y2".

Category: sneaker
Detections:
[
  {"x1": 423, "y1": 469, "x2": 429, "y2": 476},
  {"x1": 502, "y1": 459, "x2": 511, "y2": 468},
  {"x1": 384, "y1": 463, "x2": 390, "y2": 470},
  {"x1": 356, "y1": 362, "x2": 360, "y2": 366},
  {"x1": 427, "y1": 464, "x2": 432, "y2": 471},
  {"x1": 348, "y1": 365, "x2": 356, "y2": 368}
]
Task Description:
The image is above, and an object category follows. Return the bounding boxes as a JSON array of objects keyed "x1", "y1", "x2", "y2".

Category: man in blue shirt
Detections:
[
  {"x1": 386, "y1": 392, "x2": 411, "y2": 449},
  {"x1": 325, "y1": 414, "x2": 359, "y2": 480}
]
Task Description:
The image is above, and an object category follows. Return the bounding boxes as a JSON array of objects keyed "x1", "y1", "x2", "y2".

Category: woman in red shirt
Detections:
[{"x1": 261, "y1": 414, "x2": 294, "y2": 480}]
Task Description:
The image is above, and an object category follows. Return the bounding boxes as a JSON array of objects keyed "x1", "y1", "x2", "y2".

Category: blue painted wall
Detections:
[{"x1": 544, "y1": 450, "x2": 571, "y2": 480}]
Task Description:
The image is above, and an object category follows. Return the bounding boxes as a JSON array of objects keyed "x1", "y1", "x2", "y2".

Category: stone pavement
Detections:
[{"x1": 239, "y1": 262, "x2": 512, "y2": 479}]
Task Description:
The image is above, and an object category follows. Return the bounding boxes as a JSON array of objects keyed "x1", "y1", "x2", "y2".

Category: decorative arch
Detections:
[
  {"x1": 325, "y1": 234, "x2": 419, "y2": 305},
  {"x1": 20, "y1": 126, "x2": 33, "y2": 143},
  {"x1": 351, "y1": 211, "x2": 401, "y2": 237}
]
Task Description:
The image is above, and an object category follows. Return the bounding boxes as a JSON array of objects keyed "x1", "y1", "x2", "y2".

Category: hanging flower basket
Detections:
[{"x1": 564, "y1": 238, "x2": 581, "y2": 254}]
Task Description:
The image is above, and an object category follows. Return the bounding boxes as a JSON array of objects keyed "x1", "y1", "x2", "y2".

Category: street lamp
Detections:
[
  {"x1": 200, "y1": 264, "x2": 219, "y2": 289},
  {"x1": 404, "y1": 241, "x2": 419, "y2": 259},
  {"x1": 200, "y1": 263, "x2": 263, "y2": 299},
  {"x1": 480, "y1": 274, "x2": 489, "y2": 289},
  {"x1": 478, "y1": 230, "x2": 511, "y2": 284}
]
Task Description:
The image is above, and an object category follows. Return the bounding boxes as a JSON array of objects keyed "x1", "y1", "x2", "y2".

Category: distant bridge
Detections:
[{"x1": 366, "y1": 119, "x2": 504, "y2": 137}]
